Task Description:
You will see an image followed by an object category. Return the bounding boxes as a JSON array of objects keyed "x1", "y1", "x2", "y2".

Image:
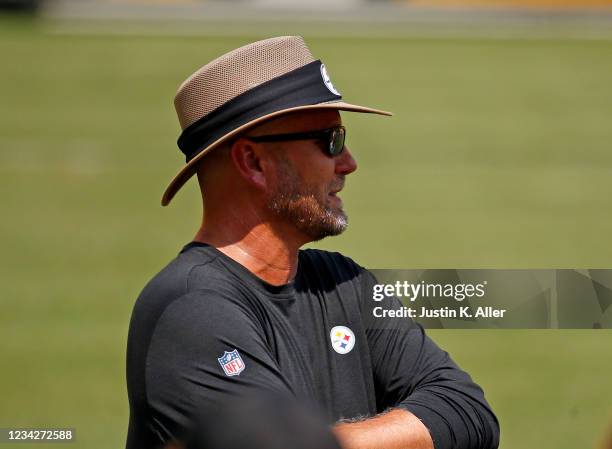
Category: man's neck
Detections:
[{"x1": 194, "y1": 212, "x2": 308, "y2": 286}]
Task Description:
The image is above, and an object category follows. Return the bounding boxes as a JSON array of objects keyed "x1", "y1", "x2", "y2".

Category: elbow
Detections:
[
  {"x1": 478, "y1": 403, "x2": 500, "y2": 449},
  {"x1": 488, "y1": 411, "x2": 501, "y2": 449}
]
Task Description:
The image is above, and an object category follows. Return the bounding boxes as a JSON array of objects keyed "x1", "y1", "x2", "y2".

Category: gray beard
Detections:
[
  {"x1": 268, "y1": 191, "x2": 348, "y2": 241},
  {"x1": 266, "y1": 161, "x2": 348, "y2": 241}
]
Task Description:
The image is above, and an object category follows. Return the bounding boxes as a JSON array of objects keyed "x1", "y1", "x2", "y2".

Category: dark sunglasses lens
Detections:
[{"x1": 328, "y1": 128, "x2": 345, "y2": 156}]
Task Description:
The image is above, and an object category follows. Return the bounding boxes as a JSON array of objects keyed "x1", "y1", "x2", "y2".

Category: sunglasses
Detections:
[{"x1": 244, "y1": 125, "x2": 346, "y2": 157}]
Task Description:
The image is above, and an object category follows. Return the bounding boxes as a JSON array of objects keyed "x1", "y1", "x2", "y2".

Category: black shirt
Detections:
[{"x1": 126, "y1": 242, "x2": 499, "y2": 449}]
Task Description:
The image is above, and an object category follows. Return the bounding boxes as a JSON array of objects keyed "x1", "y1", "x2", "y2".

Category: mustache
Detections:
[{"x1": 328, "y1": 176, "x2": 345, "y2": 193}]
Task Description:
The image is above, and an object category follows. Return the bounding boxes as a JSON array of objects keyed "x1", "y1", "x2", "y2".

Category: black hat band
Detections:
[{"x1": 177, "y1": 60, "x2": 342, "y2": 162}]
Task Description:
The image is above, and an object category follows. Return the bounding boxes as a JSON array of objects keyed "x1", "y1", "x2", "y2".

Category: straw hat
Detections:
[{"x1": 162, "y1": 35, "x2": 392, "y2": 206}]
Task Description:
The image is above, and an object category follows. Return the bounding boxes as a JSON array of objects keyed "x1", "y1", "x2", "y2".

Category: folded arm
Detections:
[
  {"x1": 357, "y1": 273, "x2": 500, "y2": 449},
  {"x1": 334, "y1": 408, "x2": 434, "y2": 449}
]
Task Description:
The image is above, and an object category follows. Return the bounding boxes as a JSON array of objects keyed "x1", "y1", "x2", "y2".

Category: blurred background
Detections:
[{"x1": 1, "y1": 0, "x2": 612, "y2": 448}]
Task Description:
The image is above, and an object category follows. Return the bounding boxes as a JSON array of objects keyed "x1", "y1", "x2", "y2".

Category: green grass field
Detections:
[{"x1": 1, "y1": 16, "x2": 612, "y2": 449}]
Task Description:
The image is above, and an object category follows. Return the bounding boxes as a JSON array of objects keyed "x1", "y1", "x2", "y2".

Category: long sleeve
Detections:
[
  {"x1": 144, "y1": 289, "x2": 295, "y2": 444},
  {"x1": 363, "y1": 275, "x2": 500, "y2": 449}
]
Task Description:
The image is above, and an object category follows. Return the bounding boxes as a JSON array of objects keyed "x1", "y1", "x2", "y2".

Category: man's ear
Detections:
[{"x1": 229, "y1": 137, "x2": 269, "y2": 190}]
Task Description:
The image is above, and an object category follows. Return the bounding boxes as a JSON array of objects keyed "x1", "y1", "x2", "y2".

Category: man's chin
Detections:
[{"x1": 308, "y1": 210, "x2": 348, "y2": 241}]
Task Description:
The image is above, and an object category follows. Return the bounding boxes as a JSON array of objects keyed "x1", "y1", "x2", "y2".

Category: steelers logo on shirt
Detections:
[{"x1": 330, "y1": 326, "x2": 355, "y2": 355}]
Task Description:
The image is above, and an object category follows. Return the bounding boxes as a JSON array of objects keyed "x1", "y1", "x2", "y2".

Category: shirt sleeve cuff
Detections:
[{"x1": 397, "y1": 402, "x2": 454, "y2": 449}]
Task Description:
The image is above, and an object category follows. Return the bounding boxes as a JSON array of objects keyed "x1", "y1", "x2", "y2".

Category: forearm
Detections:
[
  {"x1": 364, "y1": 312, "x2": 499, "y2": 449},
  {"x1": 333, "y1": 409, "x2": 434, "y2": 449}
]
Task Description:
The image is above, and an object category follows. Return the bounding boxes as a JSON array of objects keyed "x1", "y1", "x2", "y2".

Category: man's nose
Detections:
[{"x1": 335, "y1": 145, "x2": 357, "y2": 175}]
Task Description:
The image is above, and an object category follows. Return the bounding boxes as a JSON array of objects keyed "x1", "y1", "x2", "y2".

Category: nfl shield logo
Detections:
[{"x1": 217, "y1": 349, "x2": 245, "y2": 377}]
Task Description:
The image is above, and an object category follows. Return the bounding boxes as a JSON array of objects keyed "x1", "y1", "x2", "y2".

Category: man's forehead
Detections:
[{"x1": 248, "y1": 109, "x2": 342, "y2": 135}]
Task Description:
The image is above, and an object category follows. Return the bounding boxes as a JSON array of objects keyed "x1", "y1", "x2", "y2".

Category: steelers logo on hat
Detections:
[
  {"x1": 320, "y1": 63, "x2": 341, "y2": 96},
  {"x1": 330, "y1": 326, "x2": 355, "y2": 355}
]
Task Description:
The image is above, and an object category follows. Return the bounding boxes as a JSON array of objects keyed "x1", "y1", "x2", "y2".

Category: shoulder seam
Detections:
[
  {"x1": 185, "y1": 254, "x2": 220, "y2": 292},
  {"x1": 142, "y1": 288, "x2": 260, "y2": 422}
]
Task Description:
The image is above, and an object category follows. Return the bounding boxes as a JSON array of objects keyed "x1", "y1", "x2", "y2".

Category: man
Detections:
[{"x1": 126, "y1": 36, "x2": 499, "y2": 449}]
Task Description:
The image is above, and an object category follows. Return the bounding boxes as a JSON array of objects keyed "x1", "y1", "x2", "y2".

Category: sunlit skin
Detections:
[{"x1": 192, "y1": 109, "x2": 434, "y2": 449}]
